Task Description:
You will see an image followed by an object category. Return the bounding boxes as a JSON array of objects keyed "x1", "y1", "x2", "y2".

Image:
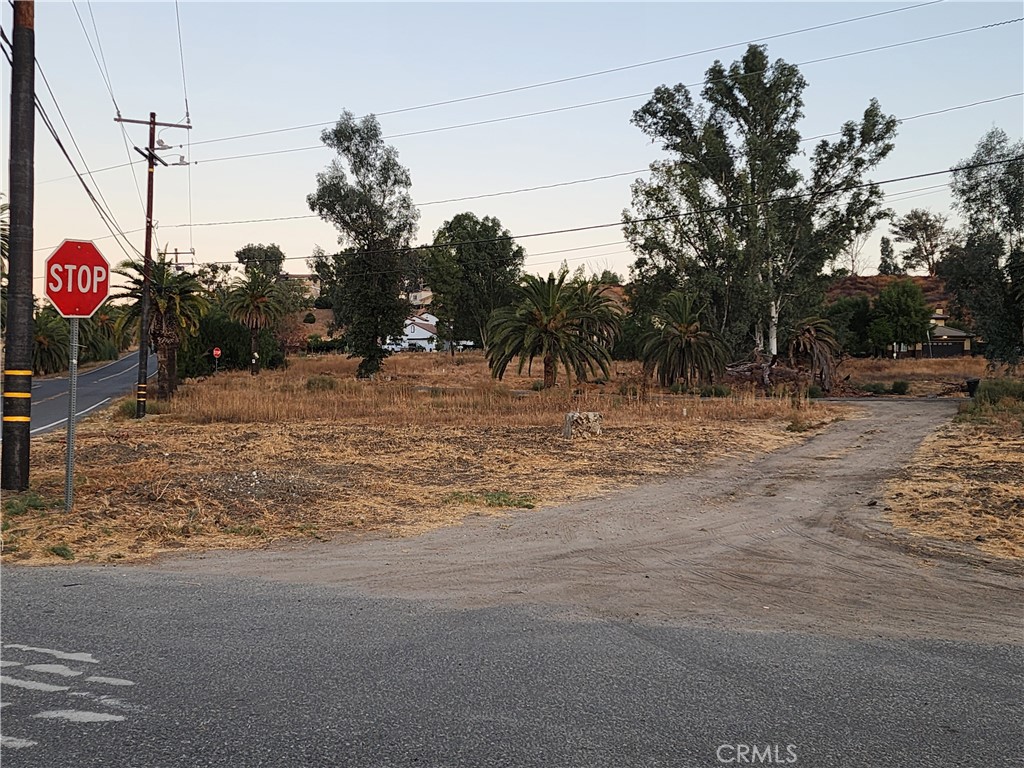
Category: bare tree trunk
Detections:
[{"x1": 768, "y1": 298, "x2": 780, "y2": 356}]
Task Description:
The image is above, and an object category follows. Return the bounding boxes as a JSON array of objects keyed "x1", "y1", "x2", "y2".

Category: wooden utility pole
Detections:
[
  {"x1": 114, "y1": 113, "x2": 190, "y2": 417},
  {"x1": 2, "y1": 0, "x2": 36, "y2": 491}
]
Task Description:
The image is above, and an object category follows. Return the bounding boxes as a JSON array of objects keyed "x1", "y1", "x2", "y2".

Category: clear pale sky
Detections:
[{"x1": 2, "y1": 1, "x2": 1022, "y2": 296}]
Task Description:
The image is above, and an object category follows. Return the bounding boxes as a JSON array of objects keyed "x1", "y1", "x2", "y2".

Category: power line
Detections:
[
  {"x1": 35, "y1": 82, "x2": 1024, "y2": 191},
  {"x1": 0, "y1": 27, "x2": 139, "y2": 261},
  {"x1": 187, "y1": 0, "x2": 945, "y2": 149},
  {"x1": 179, "y1": 18, "x2": 1024, "y2": 167},
  {"x1": 193, "y1": 158, "x2": 1021, "y2": 271},
  {"x1": 70, "y1": 0, "x2": 117, "y2": 113},
  {"x1": 71, "y1": 0, "x2": 147, "y2": 216},
  {"x1": 0, "y1": 28, "x2": 140, "y2": 264},
  {"x1": 113, "y1": 92, "x2": 1020, "y2": 237},
  {"x1": 173, "y1": 0, "x2": 191, "y2": 121},
  {"x1": 173, "y1": 0, "x2": 195, "y2": 253}
]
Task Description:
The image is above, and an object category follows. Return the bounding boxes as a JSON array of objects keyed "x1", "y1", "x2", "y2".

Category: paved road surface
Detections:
[
  {"x1": 5, "y1": 353, "x2": 155, "y2": 438},
  {"x1": 1, "y1": 400, "x2": 1021, "y2": 767}
]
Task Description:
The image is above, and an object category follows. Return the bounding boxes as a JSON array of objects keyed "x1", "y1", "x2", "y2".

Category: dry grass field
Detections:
[
  {"x1": 885, "y1": 381, "x2": 1024, "y2": 560},
  {"x1": 1, "y1": 352, "x2": 842, "y2": 565},
  {"x1": 838, "y1": 356, "x2": 997, "y2": 396}
]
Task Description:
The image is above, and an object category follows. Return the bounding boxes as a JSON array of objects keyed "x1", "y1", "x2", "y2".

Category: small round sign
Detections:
[{"x1": 212, "y1": 347, "x2": 222, "y2": 359}]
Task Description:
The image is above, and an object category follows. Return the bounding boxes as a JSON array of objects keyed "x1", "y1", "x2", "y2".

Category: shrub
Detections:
[
  {"x1": 305, "y1": 374, "x2": 337, "y2": 392},
  {"x1": 807, "y1": 384, "x2": 824, "y2": 399},
  {"x1": 699, "y1": 384, "x2": 731, "y2": 398},
  {"x1": 860, "y1": 382, "x2": 889, "y2": 395},
  {"x1": 975, "y1": 378, "x2": 1024, "y2": 405},
  {"x1": 47, "y1": 544, "x2": 75, "y2": 560},
  {"x1": 890, "y1": 380, "x2": 911, "y2": 395},
  {"x1": 303, "y1": 312, "x2": 317, "y2": 324},
  {"x1": 531, "y1": 380, "x2": 545, "y2": 391},
  {"x1": 4, "y1": 491, "x2": 50, "y2": 516}
]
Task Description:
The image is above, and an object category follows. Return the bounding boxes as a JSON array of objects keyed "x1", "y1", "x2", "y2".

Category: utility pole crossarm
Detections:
[{"x1": 115, "y1": 117, "x2": 192, "y2": 130}]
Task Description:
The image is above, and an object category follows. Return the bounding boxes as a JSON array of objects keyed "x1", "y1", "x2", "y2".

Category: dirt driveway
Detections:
[{"x1": 156, "y1": 400, "x2": 1022, "y2": 644}]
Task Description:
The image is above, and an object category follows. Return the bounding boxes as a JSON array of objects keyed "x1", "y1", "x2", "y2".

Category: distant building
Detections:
[
  {"x1": 894, "y1": 307, "x2": 975, "y2": 358},
  {"x1": 920, "y1": 307, "x2": 974, "y2": 358},
  {"x1": 406, "y1": 287, "x2": 433, "y2": 308},
  {"x1": 386, "y1": 312, "x2": 439, "y2": 352}
]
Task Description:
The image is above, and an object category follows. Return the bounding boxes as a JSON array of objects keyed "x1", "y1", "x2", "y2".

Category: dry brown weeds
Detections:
[
  {"x1": 885, "y1": 403, "x2": 1024, "y2": 560},
  {"x1": 1, "y1": 353, "x2": 840, "y2": 564}
]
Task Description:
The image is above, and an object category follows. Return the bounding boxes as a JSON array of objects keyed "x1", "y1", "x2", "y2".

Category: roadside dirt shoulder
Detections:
[{"x1": 155, "y1": 400, "x2": 1022, "y2": 644}]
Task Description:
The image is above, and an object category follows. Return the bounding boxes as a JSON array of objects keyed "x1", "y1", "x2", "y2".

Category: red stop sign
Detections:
[
  {"x1": 213, "y1": 347, "x2": 222, "y2": 359},
  {"x1": 45, "y1": 239, "x2": 111, "y2": 318}
]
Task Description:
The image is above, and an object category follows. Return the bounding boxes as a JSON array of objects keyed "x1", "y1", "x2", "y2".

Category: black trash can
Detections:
[{"x1": 966, "y1": 378, "x2": 981, "y2": 397}]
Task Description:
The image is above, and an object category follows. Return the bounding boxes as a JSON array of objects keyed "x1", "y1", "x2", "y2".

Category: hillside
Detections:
[{"x1": 826, "y1": 274, "x2": 952, "y2": 308}]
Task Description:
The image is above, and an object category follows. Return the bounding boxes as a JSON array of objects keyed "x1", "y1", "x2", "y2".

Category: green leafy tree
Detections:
[
  {"x1": 32, "y1": 306, "x2": 69, "y2": 375},
  {"x1": 640, "y1": 292, "x2": 727, "y2": 389},
  {"x1": 308, "y1": 111, "x2": 419, "y2": 378},
  {"x1": 235, "y1": 243, "x2": 286, "y2": 279},
  {"x1": 942, "y1": 127, "x2": 1024, "y2": 365},
  {"x1": 890, "y1": 208, "x2": 956, "y2": 276},
  {"x1": 425, "y1": 213, "x2": 525, "y2": 349},
  {"x1": 867, "y1": 315, "x2": 895, "y2": 357},
  {"x1": 939, "y1": 232, "x2": 1022, "y2": 364},
  {"x1": 623, "y1": 44, "x2": 897, "y2": 358},
  {"x1": 786, "y1": 316, "x2": 840, "y2": 390},
  {"x1": 872, "y1": 279, "x2": 931, "y2": 351},
  {"x1": 950, "y1": 126, "x2": 1024, "y2": 246},
  {"x1": 486, "y1": 272, "x2": 621, "y2": 389},
  {"x1": 113, "y1": 255, "x2": 210, "y2": 400},
  {"x1": 79, "y1": 301, "x2": 127, "y2": 364},
  {"x1": 223, "y1": 271, "x2": 287, "y2": 375},
  {"x1": 824, "y1": 294, "x2": 872, "y2": 356},
  {"x1": 195, "y1": 262, "x2": 234, "y2": 299},
  {"x1": 877, "y1": 236, "x2": 903, "y2": 276}
]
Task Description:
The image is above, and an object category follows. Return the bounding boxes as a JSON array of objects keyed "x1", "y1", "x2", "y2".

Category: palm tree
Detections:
[
  {"x1": 486, "y1": 272, "x2": 621, "y2": 389},
  {"x1": 113, "y1": 256, "x2": 209, "y2": 400},
  {"x1": 223, "y1": 271, "x2": 286, "y2": 375},
  {"x1": 33, "y1": 306, "x2": 70, "y2": 375},
  {"x1": 79, "y1": 301, "x2": 127, "y2": 364},
  {"x1": 640, "y1": 292, "x2": 728, "y2": 389},
  {"x1": 787, "y1": 317, "x2": 840, "y2": 392}
]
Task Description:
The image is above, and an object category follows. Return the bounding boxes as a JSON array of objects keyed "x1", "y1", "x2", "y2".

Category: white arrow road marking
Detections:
[
  {"x1": 84, "y1": 676, "x2": 134, "y2": 686},
  {"x1": 33, "y1": 710, "x2": 125, "y2": 723},
  {"x1": 3, "y1": 645, "x2": 99, "y2": 664},
  {"x1": 0, "y1": 675, "x2": 70, "y2": 692},
  {"x1": 24, "y1": 664, "x2": 83, "y2": 677},
  {"x1": 0, "y1": 736, "x2": 38, "y2": 749}
]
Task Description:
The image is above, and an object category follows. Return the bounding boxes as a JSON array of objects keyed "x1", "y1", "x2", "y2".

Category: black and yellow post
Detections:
[{"x1": 2, "y1": 0, "x2": 36, "y2": 491}]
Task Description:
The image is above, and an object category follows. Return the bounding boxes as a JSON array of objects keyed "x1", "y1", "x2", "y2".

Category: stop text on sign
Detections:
[
  {"x1": 44, "y1": 239, "x2": 112, "y2": 319},
  {"x1": 47, "y1": 263, "x2": 109, "y2": 294}
]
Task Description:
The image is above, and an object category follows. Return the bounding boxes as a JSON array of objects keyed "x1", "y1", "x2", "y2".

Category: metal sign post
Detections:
[
  {"x1": 44, "y1": 240, "x2": 110, "y2": 515},
  {"x1": 64, "y1": 319, "x2": 79, "y2": 513}
]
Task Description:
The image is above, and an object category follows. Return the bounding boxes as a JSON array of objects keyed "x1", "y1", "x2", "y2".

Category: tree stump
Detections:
[{"x1": 563, "y1": 412, "x2": 602, "y2": 439}]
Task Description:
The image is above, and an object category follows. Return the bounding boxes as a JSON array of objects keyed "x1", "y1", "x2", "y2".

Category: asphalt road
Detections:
[
  {"x1": 11, "y1": 353, "x2": 156, "y2": 438},
  {"x1": 1, "y1": 566, "x2": 1020, "y2": 768}
]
